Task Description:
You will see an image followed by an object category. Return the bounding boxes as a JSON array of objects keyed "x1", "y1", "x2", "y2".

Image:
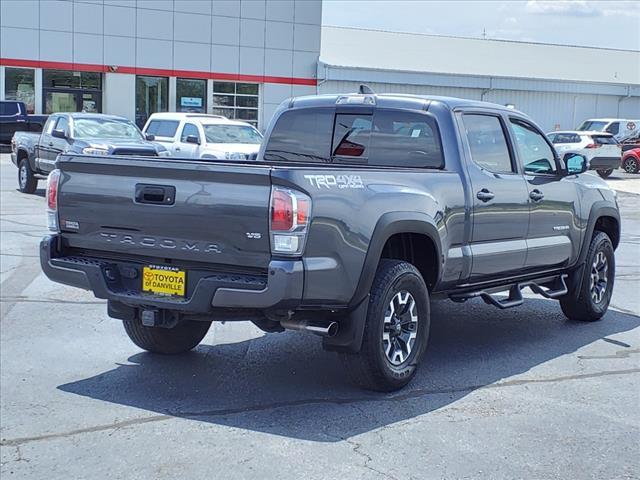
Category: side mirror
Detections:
[
  {"x1": 564, "y1": 153, "x2": 589, "y2": 175},
  {"x1": 145, "y1": 133, "x2": 155, "y2": 141},
  {"x1": 185, "y1": 135, "x2": 200, "y2": 145},
  {"x1": 51, "y1": 128, "x2": 66, "y2": 139}
]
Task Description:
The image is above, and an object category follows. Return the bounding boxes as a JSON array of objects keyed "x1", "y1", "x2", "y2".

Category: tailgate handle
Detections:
[{"x1": 135, "y1": 184, "x2": 175, "y2": 205}]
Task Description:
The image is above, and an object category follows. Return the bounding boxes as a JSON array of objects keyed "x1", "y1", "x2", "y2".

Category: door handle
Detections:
[
  {"x1": 135, "y1": 184, "x2": 176, "y2": 205},
  {"x1": 48, "y1": 142, "x2": 53, "y2": 147},
  {"x1": 476, "y1": 188, "x2": 495, "y2": 202},
  {"x1": 175, "y1": 147, "x2": 181, "y2": 152},
  {"x1": 529, "y1": 189, "x2": 544, "y2": 202}
]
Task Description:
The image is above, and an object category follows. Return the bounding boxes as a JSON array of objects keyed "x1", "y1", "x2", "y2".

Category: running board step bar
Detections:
[{"x1": 450, "y1": 274, "x2": 569, "y2": 310}]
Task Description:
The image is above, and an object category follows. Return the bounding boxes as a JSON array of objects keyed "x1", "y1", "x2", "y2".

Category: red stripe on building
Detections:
[{"x1": 0, "y1": 58, "x2": 318, "y2": 86}]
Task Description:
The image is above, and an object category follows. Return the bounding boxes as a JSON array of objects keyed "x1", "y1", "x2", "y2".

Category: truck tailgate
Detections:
[{"x1": 56, "y1": 155, "x2": 272, "y2": 269}]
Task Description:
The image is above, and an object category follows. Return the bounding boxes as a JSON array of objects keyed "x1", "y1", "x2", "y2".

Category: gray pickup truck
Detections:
[
  {"x1": 11, "y1": 112, "x2": 167, "y2": 194},
  {"x1": 40, "y1": 93, "x2": 620, "y2": 391}
]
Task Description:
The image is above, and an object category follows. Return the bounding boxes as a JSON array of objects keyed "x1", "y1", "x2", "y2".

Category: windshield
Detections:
[
  {"x1": 202, "y1": 124, "x2": 262, "y2": 144},
  {"x1": 73, "y1": 118, "x2": 144, "y2": 140},
  {"x1": 578, "y1": 121, "x2": 608, "y2": 132}
]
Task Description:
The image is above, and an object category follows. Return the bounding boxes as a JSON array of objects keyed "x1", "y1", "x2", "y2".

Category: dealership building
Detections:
[{"x1": 1, "y1": 0, "x2": 638, "y2": 132}]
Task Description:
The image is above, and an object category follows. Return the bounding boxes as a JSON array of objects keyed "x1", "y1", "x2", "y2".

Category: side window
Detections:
[
  {"x1": 55, "y1": 116, "x2": 69, "y2": 134},
  {"x1": 0, "y1": 102, "x2": 19, "y2": 116},
  {"x1": 510, "y1": 119, "x2": 557, "y2": 175},
  {"x1": 546, "y1": 133, "x2": 557, "y2": 143},
  {"x1": 145, "y1": 120, "x2": 180, "y2": 138},
  {"x1": 606, "y1": 122, "x2": 619, "y2": 135},
  {"x1": 180, "y1": 123, "x2": 199, "y2": 143},
  {"x1": 462, "y1": 114, "x2": 514, "y2": 173},
  {"x1": 369, "y1": 110, "x2": 443, "y2": 168},
  {"x1": 332, "y1": 114, "x2": 372, "y2": 161}
]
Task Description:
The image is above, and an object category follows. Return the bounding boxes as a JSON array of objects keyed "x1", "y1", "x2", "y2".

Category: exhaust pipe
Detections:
[{"x1": 280, "y1": 318, "x2": 339, "y2": 337}]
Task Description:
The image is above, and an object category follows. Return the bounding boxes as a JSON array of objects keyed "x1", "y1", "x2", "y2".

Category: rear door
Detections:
[
  {"x1": 458, "y1": 112, "x2": 529, "y2": 279},
  {"x1": 36, "y1": 115, "x2": 61, "y2": 173},
  {"x1": 508, "y1": 117, "x2": 580, "y2": 269}
]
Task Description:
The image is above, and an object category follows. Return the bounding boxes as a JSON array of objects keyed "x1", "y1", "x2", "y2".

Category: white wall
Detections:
[
  {"x1": 319, "y1": 80, "x2": 638, "y2": 132},
  {"x1": 103, "y1": 73, "x2": 135, "y2": 121}
]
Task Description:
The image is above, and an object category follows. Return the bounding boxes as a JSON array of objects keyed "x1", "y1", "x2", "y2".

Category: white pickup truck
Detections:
[{"x1": 142, "y1": 113, "x2": 263, "y2": 160}]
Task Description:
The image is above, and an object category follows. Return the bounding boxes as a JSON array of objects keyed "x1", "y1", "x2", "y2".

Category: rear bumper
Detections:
[
  {"x1": 590, "y1": 156, "x2": 620, "y2": 169},
  {"x1": 40, "y1": 235, "x2": 303, "y2": 314}
]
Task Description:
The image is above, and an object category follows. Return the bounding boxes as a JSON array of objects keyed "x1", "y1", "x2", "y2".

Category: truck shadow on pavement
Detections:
[{"x1": 58, "y1": 298, "x2": 640, "y2": 442}]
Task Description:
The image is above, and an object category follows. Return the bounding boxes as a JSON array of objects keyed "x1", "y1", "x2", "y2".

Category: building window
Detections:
[
  {"x1": 4, "y1": 67, "x2": 36, "y2": 113},
  {"x1": 135, "y1": 75, "x2": 168, "y2": 128},
  {"x1": 43, "y1": 69, "x2": 102, "y2": 114},
  {"x1": 212, "y1": 82, "x2": 259, "y2": 127},
  {"x1": 176, "y1": 78, "x2": 206, "y2": 113}
]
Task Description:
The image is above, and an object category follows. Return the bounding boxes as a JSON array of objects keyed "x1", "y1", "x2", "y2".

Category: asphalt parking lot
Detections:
[{"x1": 0, "y1": 153, "x2": 638, "y2": 479}]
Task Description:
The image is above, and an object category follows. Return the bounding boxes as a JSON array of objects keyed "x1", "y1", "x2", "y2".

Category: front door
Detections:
[
  {"x1": 508, "y1": 118, "x2": 580, "y2": 269},
  {"x1": 458, "y1": 112, "x2": 530, "y2": 280},
  {"x1": 173, "y1": 122, "x2": 201, "y2": 158}
]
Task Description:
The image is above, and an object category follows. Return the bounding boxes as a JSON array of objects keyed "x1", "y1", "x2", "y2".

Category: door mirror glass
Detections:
[
  {"x1": 564, "y1": 153, "x2": 588, "y2": 174},
  {"x1": 51, "y1": 128, "x2": 66, "y2": 139},
  {"x1": 185, "y1": 134, "x2": 200, "y2": 145},
  {"x1": 145, "y1": 133, "x2": 155, "y2": 141}
]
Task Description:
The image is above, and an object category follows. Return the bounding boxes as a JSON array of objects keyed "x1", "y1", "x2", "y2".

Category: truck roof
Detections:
[
  {"x1": 289, "y1": 93, "x2": 523, "y2": 115},
  {"x1": 54, "y1": 112, "x2": 130, "y2": 121}
]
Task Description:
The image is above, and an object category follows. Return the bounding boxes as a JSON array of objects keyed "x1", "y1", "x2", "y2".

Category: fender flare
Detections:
[
  {"x1": 564, "y1": 202, "x2": 620, "y2": 301},
  {"x1": 577, "y1": 202, "x2": 620, "y2": 265},
  {"x1": 323, "y1": 212, "x2": 442, "y2": 353},
  {"x1": 16, "y1": 147, "x2": 36, "y2": 172}
]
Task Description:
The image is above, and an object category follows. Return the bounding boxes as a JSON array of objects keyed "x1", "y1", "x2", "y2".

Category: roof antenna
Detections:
[{"x1": 359, "y1": 84, "x2": 375, "y2": 94}]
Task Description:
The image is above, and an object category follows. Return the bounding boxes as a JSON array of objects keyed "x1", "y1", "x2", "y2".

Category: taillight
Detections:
[
  {"x1": 585, "y1": 143, "x2": 599, "y2": 148},
  {"x1": 269, "y1": 186, "x2": 311, "y2": 255},
  {"x1": 46, "y1": 169, "x2": 60, "y2": 232}
]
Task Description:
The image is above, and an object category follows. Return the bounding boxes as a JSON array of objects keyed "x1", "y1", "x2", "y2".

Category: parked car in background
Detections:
[
  {"x1": 546, "y1": 130, "x2": 621, "y2": 178},
  {"x1": 577, "y1": 118, "x2": 639, "y2": 141},
  {"x1": 621, "y1": 147, "x2": 640, "y2": 174},
  {"x1": 142, "y1": 113, "x2": 263, "y2": 160},
  {"x1": 11, "y1": 113, "x2": 170, "y2": 193},
  {"x1": 0, "y1": 101, "x2": 48, "y2": 144}
]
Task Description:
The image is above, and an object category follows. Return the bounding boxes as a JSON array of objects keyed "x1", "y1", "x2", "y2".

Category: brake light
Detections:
[
  {"x1": 270, "y1": 187, "x2": 311, "y2": 255},
  {"x1": 46, "y1": 169, "x2": 60, "y2": 232},
  {"x1": 585, "y1": 143, "x2": 599, "y2": 148}
]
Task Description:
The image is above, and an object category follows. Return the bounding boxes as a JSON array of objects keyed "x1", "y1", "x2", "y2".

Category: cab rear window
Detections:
[{"x1": 264, "y1": 108, "x2": 444, "y2": 168}]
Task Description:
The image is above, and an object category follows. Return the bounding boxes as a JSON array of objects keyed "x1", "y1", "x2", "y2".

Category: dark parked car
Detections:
[
  {"x1": 0, "y1": 101, "x2": 48, "y2": 144},
  {"x1": 11, "y1": 113, "x2": 170, "y2": 193},
  {"x1": 41, "y1": 94, "x2": 620, "y2": 391}
]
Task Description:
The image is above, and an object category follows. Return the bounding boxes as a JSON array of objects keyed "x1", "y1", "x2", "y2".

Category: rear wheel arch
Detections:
[{"x1": 350, "y1": 213, "x2": 442, "y2": 308}]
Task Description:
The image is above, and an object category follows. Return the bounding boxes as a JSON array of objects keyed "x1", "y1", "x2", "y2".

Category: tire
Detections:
[
  {"x1": 123, "y1": 318, "x2": 211, "y2": 354},
  {"x1": 596, "y1": 169, "x2": 613, "y2": 178},
  {"x1": 560, "y1": 231, "x2": 615, "y2": 322},
  {"x1": 18, "y1": 159, "x2": 37, "y2": 194},
  {"x1": 622, "y1": 156, "x2": 639, "y2": 174},
  {"x1": 340, "y1": 259, "x2": 430, "y2": 392}
]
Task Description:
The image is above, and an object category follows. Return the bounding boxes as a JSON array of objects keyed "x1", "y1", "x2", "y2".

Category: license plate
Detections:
[{"x1": 142, "y1": 265, "x2": 186, "y2": 297}]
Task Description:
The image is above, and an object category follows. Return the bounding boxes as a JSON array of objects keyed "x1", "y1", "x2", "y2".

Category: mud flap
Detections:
[{"x1": 322, "y1": 295, "x2": 369, "y2": 353}]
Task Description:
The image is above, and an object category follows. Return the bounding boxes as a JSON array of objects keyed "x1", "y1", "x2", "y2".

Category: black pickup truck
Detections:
[
  {"x1": 0, "y1": 100, "x2": 48, "y2": 144},
  {"x1": 40, "y1": 94, "x2": 620, "y2": 391},
  {"x1": 11, "y1": 112, "x2": 169, "y2": 193}
]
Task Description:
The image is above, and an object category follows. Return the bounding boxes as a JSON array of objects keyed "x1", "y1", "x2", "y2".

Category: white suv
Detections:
[
  {"x1": 546, "y1": 130, "x2": 621, "y2": 178},
  {"x1": 142, "y1": 113, "x2": 263, "y2": 160}
]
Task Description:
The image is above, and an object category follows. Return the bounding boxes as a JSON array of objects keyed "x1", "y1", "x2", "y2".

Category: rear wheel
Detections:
[
  {"x1": 622, "y1": 156, "x2": 639, "y2": 174},
  {"x1": 123, "y1": 318, "x2": 211, "y2": 354},
  {"x1": 596, "y1": 169, "x2": 613, "y2": 178},
  {"x1": 560, "y1": 232, "x2": 614, "y2": 321},
  {"x1": 340, "y1": 260, "x2": 430, "y2": 392},
  {"x1": 18, "y1": 159, "x2": 37, "y2": 194}
]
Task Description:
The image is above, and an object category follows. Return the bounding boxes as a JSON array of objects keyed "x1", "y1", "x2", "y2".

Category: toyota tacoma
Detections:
[{"x1": 40, "y1": 93, "x2": 620, "y2": 391}]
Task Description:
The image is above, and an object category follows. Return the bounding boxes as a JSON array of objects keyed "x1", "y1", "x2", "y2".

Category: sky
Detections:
[{"x1": 322, "y1": 0, "x2": 640, "y2": 51}]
